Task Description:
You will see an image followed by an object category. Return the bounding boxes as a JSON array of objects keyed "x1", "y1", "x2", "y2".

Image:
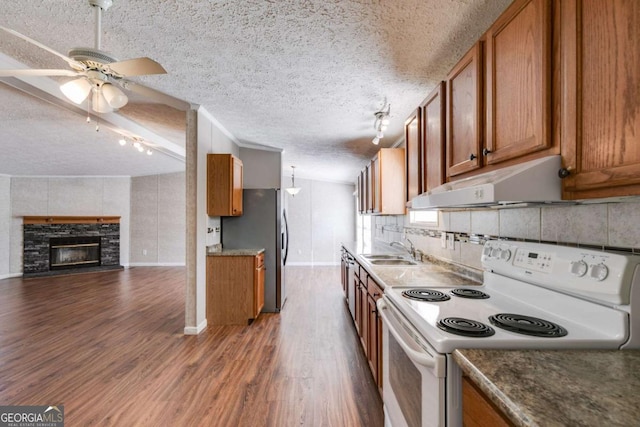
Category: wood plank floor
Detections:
[{"x1": 0, "y1": 266, "x2": 383, "y2": 426}]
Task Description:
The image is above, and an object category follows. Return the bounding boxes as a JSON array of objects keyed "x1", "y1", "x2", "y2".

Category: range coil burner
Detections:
[
  {"x1": 437, "y1": 317, "x2": 495, "y2": 337},
  {"x1": 489, "y1": 313, "x2": 568, "y2": 338},
  {"x1": 402, "y1": 289, "x2": 451, "y2": 302},
  {"x1": 451, "y1": 288, "x2": 490, "y2": 299}
]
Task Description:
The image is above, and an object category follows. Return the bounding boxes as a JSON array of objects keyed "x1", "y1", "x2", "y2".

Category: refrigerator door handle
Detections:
[{"x1": 282, "y1": 209, "x2": 289, "y2": 266}]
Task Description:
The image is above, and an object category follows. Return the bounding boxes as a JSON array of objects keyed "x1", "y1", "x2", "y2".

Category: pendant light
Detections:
[{"x1": 285, "y1": 166, "x2": 301, "y2": 196}]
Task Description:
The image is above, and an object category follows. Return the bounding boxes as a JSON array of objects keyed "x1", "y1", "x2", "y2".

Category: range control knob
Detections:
[
  {"x1": 500, "y1": 249, "x2": 512, "y2": 261},
  {"x1": 491, "y1": 247, "x2": 502, "y2": 259},
  {"x1": 570, "y1": 260, "x2": 588, "y2": 277},
  {"x1": 590, "y1": 263, "x2": 609, "y2": 281},
  {"x1": 483, "y1": 245, "x2": 493, "y2": 257}
]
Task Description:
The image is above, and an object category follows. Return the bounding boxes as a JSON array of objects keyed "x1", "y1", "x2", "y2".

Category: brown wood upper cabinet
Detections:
[
  {"x1": 446, "y1": 0, "x2": 554, "y2": 180},
  {"x1": 420, "y1": 82, "x2": 446, "y2": 192},
  {"x1": 446, "y1": 42, "x2": 483, "y2": 178},
  {"x1": 485, "y1": 0, "x2": 552, "y2": 165},
  {"x1": 358, "y1": 148, "x2": 406, "y2": 215},
  {"x1": 560, "y1": 0, "x2": 640, "y2": 199},
  {"x1": 405, "y1": 108, "x2": 422, "y2": 201},
  {"x1": 207, "y1": 154, "x2": 243, "y2": 216},
  {"x1": 371, "y1": 148, "x2": 406, "y2": 215}
]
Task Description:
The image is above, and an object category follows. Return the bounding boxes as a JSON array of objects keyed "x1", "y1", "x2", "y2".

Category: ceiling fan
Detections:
[{"x1": 0, "y1": 0, "x2": 172, "y2": 113}]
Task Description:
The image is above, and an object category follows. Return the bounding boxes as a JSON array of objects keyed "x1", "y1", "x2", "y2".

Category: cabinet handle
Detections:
[
  {"x1": 469, "y1": 153, "x2": 477, "y2": 161},
  {"x1": 482, "y1": 148, "x2": 492, "y2": 156},
  {"x1": 373, "y1": 292, "x2": 380, "y2": 297},
  {"x1": 558, "y1": 168, "x2": 571, "y2": 179}
]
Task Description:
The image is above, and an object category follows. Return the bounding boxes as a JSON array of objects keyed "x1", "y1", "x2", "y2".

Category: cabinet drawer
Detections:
[{"x1": 367, "y1": 277, "x2": 383, "y2": 299}]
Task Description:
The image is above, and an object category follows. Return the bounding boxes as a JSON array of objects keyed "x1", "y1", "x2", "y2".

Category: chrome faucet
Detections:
[{"x1": 390, "y1": 238, "x2": 418, "y2": 260}]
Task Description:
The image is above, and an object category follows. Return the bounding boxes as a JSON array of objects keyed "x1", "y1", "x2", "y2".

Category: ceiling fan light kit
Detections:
[{"x1": 0, "y1": 0, "x2": 167, "y2": 114}]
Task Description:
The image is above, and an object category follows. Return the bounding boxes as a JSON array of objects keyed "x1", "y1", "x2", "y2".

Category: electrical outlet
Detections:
[
  {"x1": 441, "y1": 233, "x2": 447, "y2": 249},
  {"x1": 447, "y1": 233, "x2": 455, "y2": 250},
  {"x1": 143, "y1": 249, "x2": 147, "y2": 256}
]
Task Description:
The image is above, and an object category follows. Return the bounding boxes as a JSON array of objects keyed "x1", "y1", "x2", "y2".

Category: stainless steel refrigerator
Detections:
[{"x1": 221, "y1": 188, "x2": 288, "y2": 312}]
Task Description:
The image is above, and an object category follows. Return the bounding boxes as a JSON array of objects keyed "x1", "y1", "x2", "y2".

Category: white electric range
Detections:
[{"x1": 378, "y1": 240, "x2": 640, "y2": 427}]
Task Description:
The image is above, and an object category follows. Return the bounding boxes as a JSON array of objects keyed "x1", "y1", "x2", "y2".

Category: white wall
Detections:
[
  {"x1": 9, "y1": 176, "x2": 131, "y2": 274},
  {"x1": 0, "y1": 175, "x2": 11, "y2": 279},
  {"x1": 240, "y1": 147, "x2": 282, "y2": 189},
  {"x1": 286, "y1": 176, "x2": 356, "y2": 265},
  {"x1": 130, "y1": 172, "x2": 185, "y2": 266}
]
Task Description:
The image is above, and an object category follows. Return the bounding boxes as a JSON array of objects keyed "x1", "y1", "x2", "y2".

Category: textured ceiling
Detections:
[{"x1": 0, "y1": 0, "x2": 512, "y2": 181}]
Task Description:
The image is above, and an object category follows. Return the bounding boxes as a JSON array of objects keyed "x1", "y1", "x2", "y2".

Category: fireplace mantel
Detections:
[{"x1": 23, "y1": 216, "x2": 121, "y2": 225}]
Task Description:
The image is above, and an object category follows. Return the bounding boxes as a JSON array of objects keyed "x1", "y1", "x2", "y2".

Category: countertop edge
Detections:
[
  {"x1": 453, "y1": 349, "x2": 533, "y2": 427},
  {"x1": 207, "y1": 248, "x2": 265, "y2": 256}
]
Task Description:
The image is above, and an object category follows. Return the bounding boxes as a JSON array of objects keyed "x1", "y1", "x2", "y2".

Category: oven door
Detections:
[{"x1": 378, "y1": 297, "x2": 447, "y2": 427}]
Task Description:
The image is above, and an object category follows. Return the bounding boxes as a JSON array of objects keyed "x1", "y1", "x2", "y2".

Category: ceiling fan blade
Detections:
[
  {"x1": 107, "y1": 57, "x2": 167, "y2": 77},
  {"x1": 118, "y1": 79, "x2": 190, "y2": 111},
  {"x1": 0, "y1": 25, "x2": 86, "y2": 71},
  {"x1": 0, "y1": 69, "x2": 80, "y2": 77}
]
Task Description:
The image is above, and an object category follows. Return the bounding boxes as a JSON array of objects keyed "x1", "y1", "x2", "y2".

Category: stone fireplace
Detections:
[{"x1": 23, "y1": 216, "x2": 122, "y2": 277}]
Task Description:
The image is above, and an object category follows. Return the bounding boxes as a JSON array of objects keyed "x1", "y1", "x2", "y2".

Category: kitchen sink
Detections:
[
  {"x1": 362, "y1": 254, "x2": 405, "y2": 260},
  {"x1": 369, "y1": 259, "x2": 418, "y2": 266}
]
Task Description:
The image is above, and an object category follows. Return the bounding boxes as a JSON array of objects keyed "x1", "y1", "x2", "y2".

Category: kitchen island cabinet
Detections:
[
  {"x1": 454, "y1": 348, "x2": 640, "y2": 426},
  {"x1": 206, "y1": 250, "x2": 264, "y2": 325}
]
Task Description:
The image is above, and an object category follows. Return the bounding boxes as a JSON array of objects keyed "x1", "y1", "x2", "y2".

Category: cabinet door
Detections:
[
  {"x1": 447, "y1": 42, "x2": 483, "y2": 178},
  {"x1": 365, "y1": 163, "x2": 374, "y2": 213},
  {"x1": 357, "y1": 174, "x2": 364, "y2": 213},
  {"x1": 561, "y1": 0, "x2": 640, "y2": 199},
  {"x1": 405, "y1": 108, "x2": 422, "y2": 202},
  {"x1": 371, "y1": 155, "x2": 381, "y2": 213},
  {"x1": 485, "y1": 0, "x2": 552, "y2": 165},
  {"x1": 359, "y1": 279, "x2": 369, "y2": 355},
  {"x1": 420, "y1": 82, "x2": 446, "y2": 192},
  {"x1": 253, "y1": 255, "x2": 265, "y2": 318},
  {"x1": 367, "y1": 294, "x2": 378, "y2": 384},
  {"x1": 207, "y1": 154, "x2": 243, "y2": 216}
]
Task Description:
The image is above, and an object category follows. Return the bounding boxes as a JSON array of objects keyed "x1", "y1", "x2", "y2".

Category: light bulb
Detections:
[
  {"x1": 91, "y1": 88, "x2": 113, "y2": 113},
  {"x1": 146, "y1": 149, "x2": 153, "y2": 156},
  {"x1": 381, "y1": 117, "x2": 390, "y2": 126},
  {"x1": 61, "y1": 78, "x2": 92, "y2": 104},
  {"x1": 118, "y1": 138, "x2": 126, "y2": 146},
  {"x1": 102, "y1": 83, "x2": 128, "y2": 109},
  {"x1": 133, "y1": 141, "x2": 141, "y2": 148},
  {"x1": 372, "y1": 137, "x2": 380, "y2": 145},
  {"x1": 376, "y1": 130, "x2": 384, "y2": 139},
  {"x1": 137, "y1": 145, "x2": 144, "y2": 152}
]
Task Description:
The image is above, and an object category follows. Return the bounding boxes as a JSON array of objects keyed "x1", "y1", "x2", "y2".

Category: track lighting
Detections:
[{"x1": 372, "y1": 102, "x2": 391, "y2": 144}]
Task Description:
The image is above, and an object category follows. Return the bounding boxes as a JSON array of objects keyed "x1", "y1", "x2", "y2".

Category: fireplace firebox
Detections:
[{"x1": 49, "y1": 236, "x2": 101, "y2": 271}]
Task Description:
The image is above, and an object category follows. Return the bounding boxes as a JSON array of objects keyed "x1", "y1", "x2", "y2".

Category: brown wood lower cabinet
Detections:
[
  {"x1": 348, "y1": 255, "x2": 384, "y2": 394},
  {"x1": 462, "y1": 376, "x2": 514, "y2": 427},
  {"x1": 206, "y1": 253, "x2": 265, "y2": 325}
]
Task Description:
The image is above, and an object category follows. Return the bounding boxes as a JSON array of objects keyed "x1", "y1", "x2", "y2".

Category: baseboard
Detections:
[
  {"x1": 128, "y1": 262, "x2": 186, "y2": 267},
  {"x1": 0, "y1": 273, "x2": 22, "y2": 280},
  {"x1": 286, "y1": 262, "x2": 340, "y2": 266},
  {"x1": 184, "y1": 319, "x2": 207, "y2": 335}
]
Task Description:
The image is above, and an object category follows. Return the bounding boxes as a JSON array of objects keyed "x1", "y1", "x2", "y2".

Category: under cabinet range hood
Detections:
[{"x1": 410, "y1": 155, "x2": 563, "y2": 209}]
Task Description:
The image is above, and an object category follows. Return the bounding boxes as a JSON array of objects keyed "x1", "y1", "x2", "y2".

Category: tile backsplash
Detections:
[{"x1": 368, "y1": 199, "x2": 640, "y2": 271}]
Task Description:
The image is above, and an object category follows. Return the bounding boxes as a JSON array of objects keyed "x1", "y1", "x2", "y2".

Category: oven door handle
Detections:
[{"x1": 378, "y1": 298, "x2": 439, "y2": 369}]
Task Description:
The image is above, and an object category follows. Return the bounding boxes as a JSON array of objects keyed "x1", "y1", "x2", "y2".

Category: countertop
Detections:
[
  {"x1": 341, "y1": 241, "x2": 481, "y2": 289},
  {"x1": 207, "y1": 248, "x2": 264, "y2": 256},
  {"x1": 453, "y1": 348, "x2": 640, "y2": 427}
]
